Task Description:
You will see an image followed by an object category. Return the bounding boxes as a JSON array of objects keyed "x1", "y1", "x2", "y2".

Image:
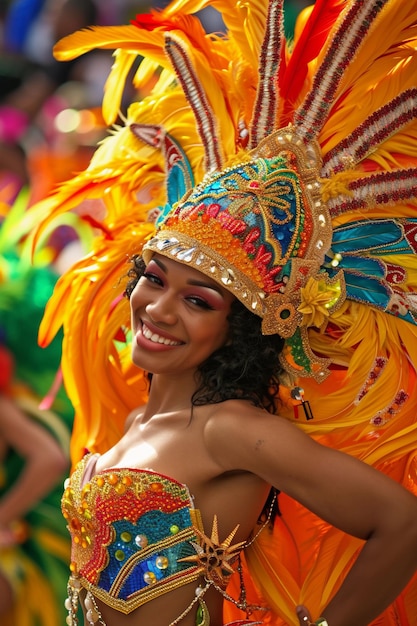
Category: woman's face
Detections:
[{"x1": 130, "y1": 254, "x2": 235, "y2": 375}]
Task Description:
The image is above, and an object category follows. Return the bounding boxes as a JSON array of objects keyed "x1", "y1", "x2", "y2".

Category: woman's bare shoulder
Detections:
[
  {"x1": 205, "y1": 399, "x2": 288, "y2": 431},
  {"x1": 204, "y1": 399, "x2": 298, "y2": 462}
]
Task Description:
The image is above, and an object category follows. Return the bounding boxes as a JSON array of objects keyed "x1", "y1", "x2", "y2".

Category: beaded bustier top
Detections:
[{"x1": 61, "y1": 454, "x2": 203, "y2": 614}]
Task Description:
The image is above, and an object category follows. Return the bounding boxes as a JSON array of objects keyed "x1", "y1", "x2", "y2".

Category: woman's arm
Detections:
[
  {"x1": 286, "y1": 443, "x2": 417, "y2": 626},
  {"x1": 0, "y1": 394, "x2": 68, "y2": 541},
  {"x1": 209, "y1": 404, "x2": 417, "y2": 626}
]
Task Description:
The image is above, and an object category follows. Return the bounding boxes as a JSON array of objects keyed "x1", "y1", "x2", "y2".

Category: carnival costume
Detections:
[{"x1": 26, "y1": 0, "x2": 417, "y2": 624}]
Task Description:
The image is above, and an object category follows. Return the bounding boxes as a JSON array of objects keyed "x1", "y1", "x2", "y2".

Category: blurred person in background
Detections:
[{"x1": 0, "y1": 199, "x2": 80, "y2": 625}]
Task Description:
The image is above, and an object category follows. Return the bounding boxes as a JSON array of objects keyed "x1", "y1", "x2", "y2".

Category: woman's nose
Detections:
[{"x1": 145, "y1": 292, "x2": 177, "y2": 324}]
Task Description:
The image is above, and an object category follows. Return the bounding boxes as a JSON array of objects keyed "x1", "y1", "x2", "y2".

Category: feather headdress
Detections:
[{"x1": 27, "y1": 0, "x2": 417, "y2": 623}]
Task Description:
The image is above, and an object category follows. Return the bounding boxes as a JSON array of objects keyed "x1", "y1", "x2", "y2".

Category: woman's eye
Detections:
[
  {"x1": 186, "y1": 296, "x2": 214, "y2": 310},
  {"x1": 143, "y1": 272, "x2": 163, "y2": 286}
]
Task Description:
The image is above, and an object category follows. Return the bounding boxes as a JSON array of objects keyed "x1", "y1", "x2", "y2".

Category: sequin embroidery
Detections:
[{"x1": 62, "y1": 454, "x2": 203, "y2": 613}]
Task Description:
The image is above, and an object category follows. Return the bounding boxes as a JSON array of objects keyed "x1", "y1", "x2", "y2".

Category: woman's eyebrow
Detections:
[
  {"x1": 187, "y1": 279, "x2": 224, "y2": 295},
  {"x1": 151, "y1": 257, "x2": 167, "y2": 272}
]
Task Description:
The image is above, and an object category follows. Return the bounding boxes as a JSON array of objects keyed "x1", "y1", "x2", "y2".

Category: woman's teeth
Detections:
[{"x1": 142, "y1": 325, "x2": 181, "y2": 346}]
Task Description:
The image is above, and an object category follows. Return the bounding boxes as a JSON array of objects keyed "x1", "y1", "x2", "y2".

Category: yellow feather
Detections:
[
  {"x1": 163, "y1": 0, "x2": 269, "y2": 67},
  {"x1": 53, "y1": 24, "x2": 156, "y2": 60},
  {"x1": 102, "y1": 49, "x2": 138, "y2": 124},
  {"x1": 133, "y1": 57, "x2": 161, "y2": 89}
]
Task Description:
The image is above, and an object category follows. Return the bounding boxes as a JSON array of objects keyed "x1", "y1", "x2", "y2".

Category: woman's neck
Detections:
[{"x1": 143, "y1": 371, "x2": 199, "y2": 416}]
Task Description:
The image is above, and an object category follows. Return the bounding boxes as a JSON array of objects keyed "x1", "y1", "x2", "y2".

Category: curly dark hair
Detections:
[{"x1": 125, "y1": 255, "x2": 285, "y2": 414}]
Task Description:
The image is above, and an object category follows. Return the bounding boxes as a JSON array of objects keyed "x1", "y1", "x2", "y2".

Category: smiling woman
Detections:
[{"x1": 26, "y1": 0, "x2": 417, "y2": 625}]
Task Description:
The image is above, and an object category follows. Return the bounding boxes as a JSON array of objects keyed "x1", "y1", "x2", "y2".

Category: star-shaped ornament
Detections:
[{"x1": 179, "y1": 515, "x2": 246, "y2": 586}]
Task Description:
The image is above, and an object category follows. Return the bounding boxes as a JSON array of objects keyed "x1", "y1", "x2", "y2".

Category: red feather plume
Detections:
[{"x1": 279, "y1": 0, "x2": 346, "y2": 121}]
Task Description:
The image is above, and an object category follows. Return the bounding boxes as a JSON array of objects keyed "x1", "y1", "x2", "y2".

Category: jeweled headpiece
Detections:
[{"x1": 141, "y1": 129, "x2": 342, "y2": 341}]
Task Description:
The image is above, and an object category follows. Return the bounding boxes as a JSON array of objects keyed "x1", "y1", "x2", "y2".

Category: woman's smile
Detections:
[{"x1": 137, "y1": 320, "x2": 184, "y2": 350}]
